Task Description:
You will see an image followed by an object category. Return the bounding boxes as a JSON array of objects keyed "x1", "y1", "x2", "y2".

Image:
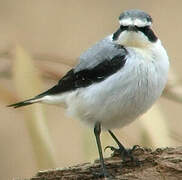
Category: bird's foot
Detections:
[{"x1": 105, "y1": 145, "x2": 140, "y2": 163}]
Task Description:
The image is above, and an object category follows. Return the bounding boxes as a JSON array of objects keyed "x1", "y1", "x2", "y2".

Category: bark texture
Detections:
[{"x1": 29, "y1": 146, "x2": 182, "y2": 180}]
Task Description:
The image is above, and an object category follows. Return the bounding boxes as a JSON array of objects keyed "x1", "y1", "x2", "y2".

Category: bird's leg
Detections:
[
  {"x1": 94, "y1": 122, "x2": 110, "y2": 178},
  {"x1": 105, "y1": 130, "x2": 139, "y2": 162}
]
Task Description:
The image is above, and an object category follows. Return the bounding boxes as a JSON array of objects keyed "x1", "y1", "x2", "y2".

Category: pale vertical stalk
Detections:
[
  {"x1": 13, "y1": 46, "x2": 56, "y2": 169},
  {"x1": 24, "y1": 104, "x2": 56, "y2": 168},
  {"x1": 139, "y1": 69, "x2": 182, "y2": 148},
  {"x1": 0, "y1": 84, "x2": 17, "y2": 104},
  {"x1": 139, "y1": 104, "x2": 172, "y2": 148},
  {"x1": 162, "y1": 69, "x2": 182, "y2": 104}
]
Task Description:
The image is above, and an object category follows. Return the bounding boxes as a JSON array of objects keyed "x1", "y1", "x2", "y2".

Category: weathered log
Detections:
[{"x1": 29, "y1": 146, "x2": 182, "y2": 180}]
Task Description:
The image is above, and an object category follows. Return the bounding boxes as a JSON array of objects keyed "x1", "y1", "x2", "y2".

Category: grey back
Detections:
[{"x1": 74, "y1": 36, "x2": 127, "y2": 72}]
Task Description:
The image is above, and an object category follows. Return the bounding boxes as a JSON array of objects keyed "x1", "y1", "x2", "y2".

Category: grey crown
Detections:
[{"x1": 119, "y1": 9, "x2": 152, "y2": 23}]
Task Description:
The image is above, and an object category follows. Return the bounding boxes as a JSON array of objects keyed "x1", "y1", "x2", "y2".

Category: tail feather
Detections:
[{"x1": 7, "y1": 97, "x2": 40, "y2": 108}]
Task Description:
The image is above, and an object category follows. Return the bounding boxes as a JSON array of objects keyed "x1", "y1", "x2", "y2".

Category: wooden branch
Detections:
[{"x1": 28, "y1": 146, "x2": 182, "y2": 180}]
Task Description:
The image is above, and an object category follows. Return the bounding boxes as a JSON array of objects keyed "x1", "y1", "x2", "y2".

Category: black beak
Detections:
[{"x1": 128, "y1": 25, "x2": 138, "y2": 32}]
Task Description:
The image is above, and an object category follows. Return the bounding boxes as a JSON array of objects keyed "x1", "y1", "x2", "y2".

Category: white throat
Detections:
[{"x1": 115, "y1": 31, "x2": 152, "y2": 48}]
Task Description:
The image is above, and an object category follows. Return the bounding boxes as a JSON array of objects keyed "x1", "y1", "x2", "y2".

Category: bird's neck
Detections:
[
  {"x1": 128, "y1": 39, "x2": 168, "y2": 64},
  {"x1": 115, "y1": 31, "x2": 155, "y2": 49}
]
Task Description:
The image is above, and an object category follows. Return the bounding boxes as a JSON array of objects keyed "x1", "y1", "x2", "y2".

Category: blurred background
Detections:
[{"x1": 0, "y1": 0, "x2": 182, "y2": 179}]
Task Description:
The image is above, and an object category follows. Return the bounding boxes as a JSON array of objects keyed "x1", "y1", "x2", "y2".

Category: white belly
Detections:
[{"x1": 65, "y1": 50, "x2": 169, "y2": 129}]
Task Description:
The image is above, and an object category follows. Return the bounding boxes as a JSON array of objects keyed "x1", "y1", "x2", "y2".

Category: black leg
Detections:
[
  {"x1": 106, "y1": 130, "x2": 139, "y2": 161},
  {"x1": 108, "y1": 130, "x2": 126, "y2": 151},
  {"x1": 94, "y1": 122, "x2": 109, "y2": 177}
]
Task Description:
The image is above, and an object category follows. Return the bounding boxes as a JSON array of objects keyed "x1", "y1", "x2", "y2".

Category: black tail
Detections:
[{"x1": 7, "y1": 97, "x2": 39, "y2": 108}]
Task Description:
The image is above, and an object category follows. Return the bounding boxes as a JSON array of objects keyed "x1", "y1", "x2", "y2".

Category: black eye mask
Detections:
[
  {"x1": 136, "y1": 26, "x2": 157, "y2": 42},
  {"x1": 113, "y1": 25, "x2": 157, "y2": 42}
]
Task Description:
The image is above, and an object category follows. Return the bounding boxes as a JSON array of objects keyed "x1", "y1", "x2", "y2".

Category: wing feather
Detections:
[
  {"x1": 37, "y1": 37, "x2": 128, "y2": 96},
  {"x1": 8, "y1": 36, "x2": 128, "y2": 108}
]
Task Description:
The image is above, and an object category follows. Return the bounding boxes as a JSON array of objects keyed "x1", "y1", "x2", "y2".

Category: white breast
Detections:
[{"x1": 65, "y1": 40, "x2": 169, "y2": 129}]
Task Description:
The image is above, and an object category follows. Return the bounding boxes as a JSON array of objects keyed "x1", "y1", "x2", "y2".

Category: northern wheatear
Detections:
[{"x1": 8, "y1": 9, "x2": 169, "y2": 178}]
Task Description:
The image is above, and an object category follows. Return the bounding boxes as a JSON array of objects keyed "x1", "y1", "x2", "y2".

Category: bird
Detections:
[{"x1": 8, "y1": 9, "x2": 169, "y2": 178}]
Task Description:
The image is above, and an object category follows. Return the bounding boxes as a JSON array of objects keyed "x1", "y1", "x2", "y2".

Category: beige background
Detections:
[{"x1": 0, "y1": 0, "x2": 182, "y2": 179}]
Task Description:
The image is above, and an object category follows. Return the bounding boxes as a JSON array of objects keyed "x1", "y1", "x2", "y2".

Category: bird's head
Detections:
[{"x1": 113, "y1": 9, "x2": 157, "y2": 48}]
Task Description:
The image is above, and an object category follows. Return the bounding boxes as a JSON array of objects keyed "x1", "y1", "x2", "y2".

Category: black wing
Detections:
[
  {"x1": 36, "y1": 52, "x2": 127, "y2": 98},
  {"x1": 8, "y1": 37, "x2": 128, "y2": 108}
]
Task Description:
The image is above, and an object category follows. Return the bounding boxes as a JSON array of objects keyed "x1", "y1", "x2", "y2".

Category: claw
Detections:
[
  {"x1": 104, "y1": 145, "x2": 118, "y2": 152},
  {"x1": 105, "y1": 144, "x2": 140, "y2": 163},
  {"x1": 131, "y1": 145, "x2": 140, "y2": 151},
  {"x1": 126, "y1": 145, "x2": 139, "y2": 157}
]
